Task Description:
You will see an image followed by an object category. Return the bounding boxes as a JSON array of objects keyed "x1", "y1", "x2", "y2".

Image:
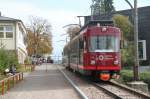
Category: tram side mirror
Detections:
[{"x1": 79, "y1": 40, "x2": 84, "y2": 49}]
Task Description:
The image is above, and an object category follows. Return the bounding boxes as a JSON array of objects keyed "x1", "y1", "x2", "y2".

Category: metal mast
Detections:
[{"x1": 133, "y1": 0, "x2": 139, "y2": 81}]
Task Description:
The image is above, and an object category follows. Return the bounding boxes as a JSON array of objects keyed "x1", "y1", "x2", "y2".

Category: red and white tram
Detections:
[{"x1": 62, "y1": 21, "x2": 121, "y2": 81}]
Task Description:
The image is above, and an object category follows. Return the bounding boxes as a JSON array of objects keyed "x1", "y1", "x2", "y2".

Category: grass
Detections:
[
  {"x1": 0, "y1": 75, "x2": 8, "y2": 81},
  {"x1": 0, "y1": 64, "x2": 34, "y2": 95}
]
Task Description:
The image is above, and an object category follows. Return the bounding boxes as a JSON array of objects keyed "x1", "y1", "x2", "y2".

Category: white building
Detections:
[{"x1": 0, "y1": 14, "x2": 27, "y2": 64}]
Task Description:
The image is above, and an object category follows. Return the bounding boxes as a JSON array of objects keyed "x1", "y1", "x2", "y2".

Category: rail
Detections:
[
  {"x1": 109, "y1": 80, "x2": 150, "y2": 99},
  {"x1": 93, "y1": 81, "x2": 150, "y2": 99},
  {"x1": 94, "y1": 83, "x2": 122, "y2": 99},
  {"x1": 0, "y1": 72, "x2": 23, "y2": 95}
]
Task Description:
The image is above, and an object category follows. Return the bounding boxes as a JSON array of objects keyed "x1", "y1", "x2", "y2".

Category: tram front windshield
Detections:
[{"x1": 90, "y1": 36, "x2": 119, "y2": 52}]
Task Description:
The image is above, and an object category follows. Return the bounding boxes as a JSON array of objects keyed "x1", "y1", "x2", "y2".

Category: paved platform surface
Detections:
[{"x1": 2, "y1": 63, "x2": 80, "y2": 99}]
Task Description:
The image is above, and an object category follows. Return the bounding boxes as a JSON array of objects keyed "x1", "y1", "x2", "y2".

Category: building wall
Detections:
[
  {"x1": 16, "y1": 22, "x2": 27, "y2": 64},
  {"x1": 0, "y1": 21, "x2": 27, "y2": 64},
  {"x1": 0, "y1": 22, "x2": 15, "y2": 50}
]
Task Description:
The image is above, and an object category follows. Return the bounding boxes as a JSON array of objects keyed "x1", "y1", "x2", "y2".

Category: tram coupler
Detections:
[{"x1": 100, "y1": 73, "x2": 110, "y2": 81}]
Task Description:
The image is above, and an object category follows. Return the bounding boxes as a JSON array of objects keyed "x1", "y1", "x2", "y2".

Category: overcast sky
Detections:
[{"x1": 0, "y1": 0, "x2": 150, "y2": 60}]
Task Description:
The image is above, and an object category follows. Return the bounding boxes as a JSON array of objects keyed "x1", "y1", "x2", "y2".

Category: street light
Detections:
[
  {"x1": 124, "y1": 0, "x2": 139, "y2": 81},
  {"x1": 133, "y1": 0, "x2": 139, "y2": 81}
]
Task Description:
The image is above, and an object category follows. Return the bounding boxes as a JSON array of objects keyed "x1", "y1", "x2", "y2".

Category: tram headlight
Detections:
[
  {"x1": 114, "y1": 60, "x2": 119, "y2": 65},
  {"x1": 91, "y1": 60, "x2": 96, "y2": 65}
]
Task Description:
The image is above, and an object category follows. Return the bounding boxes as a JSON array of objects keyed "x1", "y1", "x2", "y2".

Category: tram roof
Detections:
[{"x1": 80, "y1": 20, "x2": 114, "y2": 31}]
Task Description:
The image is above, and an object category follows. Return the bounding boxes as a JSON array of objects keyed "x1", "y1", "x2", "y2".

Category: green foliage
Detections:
[
  {"x1": 0, "y1": 48, "x2": 18, "y2": 74},
  {"x1": 121, "y1": 43, "x2": 134, "y2": 66},
  {"x1": 0, "y1": 48, "x2": 8, "y2": 73},
  {"x1": 24, "y1": 57, "x2": 31, "y2": 64},
  {"x1": 113, "y1": 14, "x2": 134, "y2": 67},
  {"x1": 92, "y1": 0, "x2": 115, "y2": 15},
  {"x1": 140, "y1": 72, "x2": 150, "y2": 90},
  {"x1": 103, "y1": 0, "x2": 115, "y2": 13},
  {"x1": 121, "y1": 70, "x2": 133, "y2": 82},
  {"x1": 113, "y1": 14, "x2": 133, "y2": 40},
  {"x1": 121, "y1": 70, "x2": 150, "y2": 90}
]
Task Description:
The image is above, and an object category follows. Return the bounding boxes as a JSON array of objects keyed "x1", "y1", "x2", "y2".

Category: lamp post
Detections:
[
  {"x1": 133, "y1": 0, "x2": 139, "y2": 81},
  {"x1": 124, "y1": 0, "x2": 139, "y2": 81}
]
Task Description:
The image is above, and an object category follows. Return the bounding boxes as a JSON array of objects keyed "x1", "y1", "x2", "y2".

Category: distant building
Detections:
[
  {"x1": 0, "y1": 13, "x2": 27, "y2": 64},
  {"x1": 84, "y1": 6, "x2": 150, "y2": 65}
]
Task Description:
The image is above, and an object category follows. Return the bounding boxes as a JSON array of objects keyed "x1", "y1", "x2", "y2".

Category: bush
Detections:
[
  {"x1": 121, "y1": 70, "x2": 133, "y2": 82},
  {"x1": 121, "y1": 43, "x2": 134, "y2": 67},
  {"x1": 140, "y1": 72, "x2": 150, "y2": 90},
  {"x1": 24, "y1": 57, "x2": 31, "y2": 64},
  {"x1": 0, "y1": 48, "x2": 18, "y2": 74},
  {"x1": 120, "y1": 70, "x2": 150, "y2": 90},
  {"x1": 0, "y1": 48, "x2": 9, "y2": 73}
]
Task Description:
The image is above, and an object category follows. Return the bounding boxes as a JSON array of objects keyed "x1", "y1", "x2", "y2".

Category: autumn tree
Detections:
[{"x1": 27, "y1": 16, "x2": 53, "y2": 56}]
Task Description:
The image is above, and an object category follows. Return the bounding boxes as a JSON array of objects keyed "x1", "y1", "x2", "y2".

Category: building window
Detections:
[
  {"x1": 0, "y1": 26, "x2": 4, "y2": 38},
  {"x1": 0, "y1": 32, "x2": 4, "y2": 38},
  {"x1": 0, "y1": 26, "x2": 4, "y2": 31},
  {"x1": 0, "y1": 25, "x2": 13, "y2": 38},
  {"x1": 5, "y1": 26, "x2": 13, "y2": 38},
  {"x1": 6, "y1": 32, "x2": 13, "y2": 38},
  {"x1": 5, "y1": 26, "x2": 13, "y2": 31},
  {"x1": 138, "y1": 40, "x2": 147, "y2": 60}
]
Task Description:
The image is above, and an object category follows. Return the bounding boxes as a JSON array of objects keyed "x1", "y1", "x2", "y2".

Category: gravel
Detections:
[{"x1": 58, "y1": 65, "x2": 114, "y2": 99}]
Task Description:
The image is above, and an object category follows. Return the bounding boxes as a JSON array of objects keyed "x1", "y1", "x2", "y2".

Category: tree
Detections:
[
  {"x1": 113, "y1": 14, "x2": 133, "y2": 41},
  {"x1": 91, "y1": 0, "x2": 115, "y2": 15},
  {"x1": 67, "y1": 25, "x2": 80, "y2": 40},
  {"x1": 27, "y1": 16, "x2": 53, "y2": 56},
  {"x1": 103, "y1": 0, "x2": 115, "y2": 13},
  {"x1": 113, "y1": 14, "x2": 134, "y2": 67}
]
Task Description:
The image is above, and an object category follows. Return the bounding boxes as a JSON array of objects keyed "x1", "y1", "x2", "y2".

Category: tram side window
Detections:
[
  {"x1": 79, "y1": 38, "x2": 84, "y2": 65},
  {"x1": 70, "y1": 40, "x2": 78, "y2": 63}
]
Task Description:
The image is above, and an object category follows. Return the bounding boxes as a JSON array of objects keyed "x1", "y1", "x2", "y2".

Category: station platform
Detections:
[{"x1": 2, "y1": 63, "x2": 80, "y2": 99}]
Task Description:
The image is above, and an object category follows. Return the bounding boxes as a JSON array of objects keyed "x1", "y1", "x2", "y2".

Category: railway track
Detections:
[
  {"x1": 94, "y1": 81, "x2": 150, "y2": 99},
  {"x1": 57, "y1": 65, "x2": 150, "y2": 99}
]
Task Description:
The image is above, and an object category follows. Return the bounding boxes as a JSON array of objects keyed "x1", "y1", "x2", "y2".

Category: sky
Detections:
[{"x1": 0, "y1": 0, "x2": 150, "y2": 60}]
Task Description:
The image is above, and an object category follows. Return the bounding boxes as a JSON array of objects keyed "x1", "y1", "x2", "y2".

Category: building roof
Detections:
[
  {"x1": 0, "y1": 16, "x2": 21, "y2": 21},
  {"x1": 0, "y1": 15, "x2": 27, "y2": 32}
]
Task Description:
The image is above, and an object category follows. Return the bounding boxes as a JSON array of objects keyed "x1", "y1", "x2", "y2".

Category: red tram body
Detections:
[{"x1": 62, "y1": 21, "x2": 121, "y2": 81}]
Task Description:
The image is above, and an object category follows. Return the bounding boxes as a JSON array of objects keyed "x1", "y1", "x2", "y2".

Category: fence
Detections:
[
  {"x1": 0, "y1": 72, "x2": 23, "y2": 95},
  {"x1": 21, "y1": 64, "x2": 35, "y2": 72}
]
